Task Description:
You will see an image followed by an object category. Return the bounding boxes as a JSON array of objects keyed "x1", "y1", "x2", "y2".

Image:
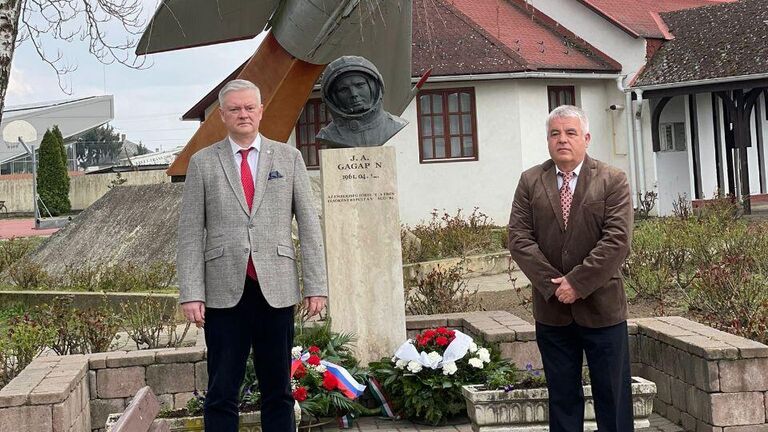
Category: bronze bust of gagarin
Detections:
[{"x1": 316, "y1": 56, "x2": 408, "y2": 148}]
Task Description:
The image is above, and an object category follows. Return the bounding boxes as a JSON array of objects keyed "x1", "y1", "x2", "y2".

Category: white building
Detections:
[{"x1": 182, "y1": 0, "x2": 760, "y2": 223}]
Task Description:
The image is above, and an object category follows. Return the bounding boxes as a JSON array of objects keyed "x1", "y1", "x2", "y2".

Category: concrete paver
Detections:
[{"x1": 318, "y1": 413, "x2": 682, "y2": 431}]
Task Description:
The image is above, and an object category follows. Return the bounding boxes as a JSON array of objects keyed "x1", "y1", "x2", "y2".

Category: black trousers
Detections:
[
  {"x1": 203, "y1": 278, "x2": 295, "y2": 432},
  {"x1": 536, "y1": 321, "x2": 633, "y2": 432}
]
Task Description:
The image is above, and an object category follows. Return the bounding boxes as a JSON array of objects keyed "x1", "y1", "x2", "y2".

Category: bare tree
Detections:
[{"x1": 0, "y1": 0, "x2": 148, "y2": 124}]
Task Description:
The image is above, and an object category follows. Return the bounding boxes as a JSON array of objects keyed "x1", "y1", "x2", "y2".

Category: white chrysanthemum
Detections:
[
  {"x1": 395, "y1": 359, "x2": 408, "y2": 369},
  {"x1": 314, "y1": 364, "x2": 327, "y2": 373},
  {"x1": 468, "y1": 358, "x2": 484, "y2": 369},
  {"x1": 407, "y1": 361, "x2": 423, "y2": 373},
  {"x1": 391, "y1": 356, "x2": 398, "y2": 363},
  {"x1": 477, "y1": 348, "x2": 491, "y2": 363},
  {"x1": 468, "y1": 342, "x2": 478, "y2": 353},
  {"x1": 290, "y1": 379, "x2": 299, "y2": 391},
  {"x1": 291, "y1": 346, "x2": 303, "y2": 359},
  {"x1": 442, "y1": 361, "x2": 458, "y2": 375},
  {"x1": 427, "y1": 351, "x2": 443, "y2": 364}
]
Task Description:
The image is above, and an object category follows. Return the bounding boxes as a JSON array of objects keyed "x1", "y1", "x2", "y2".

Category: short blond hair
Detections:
[{"x1": 218, "y1": 79, "x2": 261, "y2": 106}]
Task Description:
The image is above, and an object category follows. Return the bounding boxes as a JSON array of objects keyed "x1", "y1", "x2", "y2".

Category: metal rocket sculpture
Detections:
[{"x1": 136, "y1": 0, "x2": 414, "y2": 177}]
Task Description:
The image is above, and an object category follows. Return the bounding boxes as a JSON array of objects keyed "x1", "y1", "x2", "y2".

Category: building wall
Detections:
[
  {"x1": 526, "y1": 0, "x2": 648, "y2": 77},
  {"x1": 653, "y1": 96, "x2": 691, "y2": 214},
  {"x1": 0, "y1": 170, "x2": 170, "y2": 213},
  {"x1": 293, "y1": 78, "x2": 626, "y2": 225},
  {"x1": 695, "y1": 93, "x2": 720, "y2": 199}
]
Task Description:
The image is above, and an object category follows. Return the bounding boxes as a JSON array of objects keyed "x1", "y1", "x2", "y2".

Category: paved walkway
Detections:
[
  {"x1": 315, "y1": 413, "x2": 682, "y2": 431},
  {"x1": 0, "y1": 218, "x2": 59, "y2": 239}
]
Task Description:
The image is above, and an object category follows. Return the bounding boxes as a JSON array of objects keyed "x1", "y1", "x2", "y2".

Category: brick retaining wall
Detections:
[{"x1": 1, "y1": 312, "x2": 766, "y2": 431}]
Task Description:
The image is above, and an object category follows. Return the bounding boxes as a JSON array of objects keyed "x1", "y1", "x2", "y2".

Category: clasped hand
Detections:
[{"x1": 552, "y1": 276, "x2": 579, "y2": 304}]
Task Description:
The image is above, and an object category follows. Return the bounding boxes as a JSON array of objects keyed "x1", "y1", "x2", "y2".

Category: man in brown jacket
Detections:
[{"x1": 508, "y1": 105, "x2": 634, "y2": 432}]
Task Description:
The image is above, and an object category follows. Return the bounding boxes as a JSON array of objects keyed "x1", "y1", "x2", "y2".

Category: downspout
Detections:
[
  {"x1": 617, "y1": 75, "x2": 638, "y2": 207},
  {"x1": 634, "y1": 88, "x2": 647, "y2": 194}
]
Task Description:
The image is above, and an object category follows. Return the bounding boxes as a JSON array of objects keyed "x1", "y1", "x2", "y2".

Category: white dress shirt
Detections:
[
  {"x1": 556, "y1": 159, "x2": 584, "y2": 191},
  {"x1": 229, "y1": 134, "x2": 262, "y2": 187}
]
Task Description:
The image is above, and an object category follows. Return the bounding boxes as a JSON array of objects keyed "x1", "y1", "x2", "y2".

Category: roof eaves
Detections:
[
  {"x1": 573, "y1": 0, "x2": 642, "y2": 38},
  {"x1": 181, "y1": 59, "x2": 249, "y2": 120},
  {"x1": 649, "y1": 11, "x2": 675, "y2": 40}
]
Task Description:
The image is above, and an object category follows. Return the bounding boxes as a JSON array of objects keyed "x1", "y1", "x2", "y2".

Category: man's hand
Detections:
[
  {"x1": 302, "y1": 296, "x2": 327, "y2": 318},
  {"x1": 182, "y1": 301, "x2": 206, "y2": 328},
  {"x1": 552, "y1": 277, "x2": 579, "y2": 304}
]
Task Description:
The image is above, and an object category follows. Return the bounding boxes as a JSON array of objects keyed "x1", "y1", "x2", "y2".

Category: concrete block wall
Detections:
[
  {"x1": 1, "y1": 312, "x2": 766, "y2": 431},
  {"x1": 409, "y1": 313, "x2": 768, "y2": 431},
  {"x1": 632, "y1": 316, "x2": 768, "y2": 431},
  {"x1": 86, "y1": 347, "x2": 206, "y2": 432},
  {"x1": 0, "y1": 355, "x2": 91, "y2": 432}
]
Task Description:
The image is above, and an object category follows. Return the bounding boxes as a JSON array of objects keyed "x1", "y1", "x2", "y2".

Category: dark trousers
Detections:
[
  {"x1": 203, "y1": 278, "x2": 295, "y2": 432},
  {"x1": 536, "y1": 321, "x2": 633, "y2": 432}
]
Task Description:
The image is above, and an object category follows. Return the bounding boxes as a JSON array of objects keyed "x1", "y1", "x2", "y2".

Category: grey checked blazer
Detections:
[{"x1": 176, "y1": 137, "x2": 328, "y2": 309}]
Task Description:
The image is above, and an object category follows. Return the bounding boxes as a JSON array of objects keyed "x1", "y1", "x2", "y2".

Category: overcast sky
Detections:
[{"x1": 6, "y1": 0, "x2": 265, "y2": 152}]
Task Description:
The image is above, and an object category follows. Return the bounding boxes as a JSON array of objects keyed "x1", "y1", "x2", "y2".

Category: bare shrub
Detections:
[{"x1": 405, "y1": 263, "x2": 483, "y2": 315}]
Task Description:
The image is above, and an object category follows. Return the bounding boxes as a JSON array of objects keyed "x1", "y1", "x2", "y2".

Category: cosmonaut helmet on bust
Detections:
[
  {"x1": 317, "y1": 55, "x2": 408, "y2": 148},
  {"x1": 321, "y1": 55, "x2": 384, "y2": 119}
]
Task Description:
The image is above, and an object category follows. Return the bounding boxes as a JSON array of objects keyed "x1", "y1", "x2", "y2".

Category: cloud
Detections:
[{"x1": 6, "y1": 66, "x2": 35, "y2": 101}]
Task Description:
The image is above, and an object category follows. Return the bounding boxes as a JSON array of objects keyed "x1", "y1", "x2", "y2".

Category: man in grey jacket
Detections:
[{"x1": 177, "y1": 79, "x2": 328, "y2": 432}]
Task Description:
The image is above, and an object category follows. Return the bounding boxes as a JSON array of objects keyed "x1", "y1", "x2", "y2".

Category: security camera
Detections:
[{"x1": 609, "y1": 104, "x2": 624, "y2": 111}]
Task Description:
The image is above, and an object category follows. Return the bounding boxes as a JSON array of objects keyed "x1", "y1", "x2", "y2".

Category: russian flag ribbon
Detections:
[
  {"x1": 322, "y1": 359, "x2": 366, "y2": 399},
  {"x1": 291, "y1": 353, "x2": 365, "y2": 400}
]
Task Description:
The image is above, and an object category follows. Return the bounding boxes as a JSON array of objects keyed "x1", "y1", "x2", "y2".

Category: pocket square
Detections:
[{"x1": 268, "y1": 170, "x2": 284, "y2": 180}]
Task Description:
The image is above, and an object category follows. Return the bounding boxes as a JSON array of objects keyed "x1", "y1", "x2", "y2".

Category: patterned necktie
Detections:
[
  {"x1": 559, "y1": 171, "x2": 574, "y2": 229},
  {"x1": 239, "y1": 148, "x2": 258, "y2": 280}
]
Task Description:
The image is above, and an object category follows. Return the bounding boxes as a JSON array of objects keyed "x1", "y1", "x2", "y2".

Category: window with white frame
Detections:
[{"x1": 659, "y1": 122, "x2": 687, "y2": 152}]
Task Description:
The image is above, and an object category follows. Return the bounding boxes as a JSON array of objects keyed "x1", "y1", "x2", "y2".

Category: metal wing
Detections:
[
  {"x1": 135, "y1": 0, "x2": 281, "y2": 55},
  {"x1": 136, "y1": 0, "x2": 412, "y2": 116},
  {"x1": 272, "y1": 0, "x2": 412, "y2": 115}
]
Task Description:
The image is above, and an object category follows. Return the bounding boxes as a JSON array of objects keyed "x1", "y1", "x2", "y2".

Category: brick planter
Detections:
[{"x1": 461, "y1": 377, "x2": 656, "y2": 431}]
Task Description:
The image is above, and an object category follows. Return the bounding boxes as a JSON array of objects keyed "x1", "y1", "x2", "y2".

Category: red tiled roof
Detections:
[
  {"x1": 413, "y1": 0, "x2": 621, "y2": 75},
  {"x1": 183, "y1": 0, "x2": 620, "y2": 120},
  {"x1": 575, "y1": 0, "x2": 734, "y2": 39}
]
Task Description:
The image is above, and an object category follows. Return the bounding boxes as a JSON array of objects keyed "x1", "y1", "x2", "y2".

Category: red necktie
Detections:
[
  {"x1": 559, "y1": 171, "x2": 574, "y2": 229},
  {"x1": 239, "y1": 148, "x2": 258, "y2": 280}
]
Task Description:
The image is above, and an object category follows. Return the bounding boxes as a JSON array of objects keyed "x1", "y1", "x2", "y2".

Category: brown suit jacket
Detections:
[{"x1": 508, "y1": 155, "x2": 633, "y2": 328}]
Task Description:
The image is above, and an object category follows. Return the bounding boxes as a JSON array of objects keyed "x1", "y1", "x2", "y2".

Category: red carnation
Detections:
[
  {"x1": 423, "y1": 329, "x2": 436, "y2": 338},
  {"x1": 436, "y1": 327, "x2": 448, "y2": 335},
  {"x1": 292, "y1": 386, "x2": 308, "y2": 402},
  {"x1": 322, "y1": 371, "x2": 338, "y2": 391},
  {"x1": 448, "y1": 330, "x2": 456, "y2": 337},
  {"x1": 436, "y1": 336, "x2": 449, "y2": 346},
  {"x1": 308, "y1": 345, "x2": 320, "y2": 354},
  {"x1": 293, "y1": 363, "x2": 307, "y2": 379},
  {"x1": 307, "y1": 355, "x2": 321, "y2": 366}
]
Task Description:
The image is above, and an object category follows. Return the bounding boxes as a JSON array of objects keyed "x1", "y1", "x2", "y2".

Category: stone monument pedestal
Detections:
[{"x1": 320, "y1": 146, "x2": 406, "y2": 365}]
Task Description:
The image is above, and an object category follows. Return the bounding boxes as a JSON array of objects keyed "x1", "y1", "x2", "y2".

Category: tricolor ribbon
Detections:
[
  {"x1": 337, "y1": 413, "x2": 355, "y2": 428},
  {"x1": 367, "y1": 377, "x2": 397, "y2": 419},
  {"x1": 291, "y1": 353, "x2": 366, "y2": 399}
]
